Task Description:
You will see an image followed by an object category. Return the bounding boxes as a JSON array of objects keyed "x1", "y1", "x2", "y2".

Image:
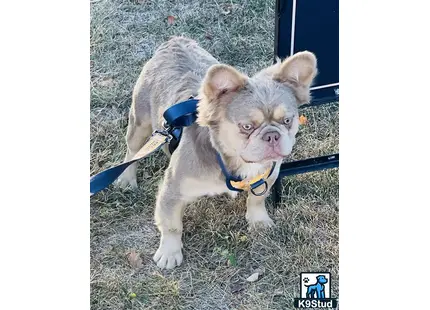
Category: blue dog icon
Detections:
[{"x1": 305, "y1": 275, "x2": 328, "y2": 299}]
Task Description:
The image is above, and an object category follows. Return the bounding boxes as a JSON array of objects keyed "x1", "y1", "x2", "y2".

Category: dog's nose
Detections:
[{"x1": 262, "y1": 131, "x2": 280, "y2": 144}]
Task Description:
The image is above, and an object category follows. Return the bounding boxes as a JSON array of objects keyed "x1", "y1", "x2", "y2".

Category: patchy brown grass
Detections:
[{"x1": 90, "y1": 0, "x2": 338, "y2": 309}]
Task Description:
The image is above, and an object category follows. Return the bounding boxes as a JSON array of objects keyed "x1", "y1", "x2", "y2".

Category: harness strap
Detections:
[
  {"x1": 164, "y1": 97, "x2": 198, "y2": 155},
  {"x1": 163, "y1": 98, "x2": 199, "y2": 127}
]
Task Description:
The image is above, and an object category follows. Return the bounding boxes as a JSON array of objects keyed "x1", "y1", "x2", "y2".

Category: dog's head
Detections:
[
  {"x1": 316, "y1": 275, "x2": 328, "y2": 284},
  {"x1": 197, "y1": 51, "x2": 317, "y2": 164}
]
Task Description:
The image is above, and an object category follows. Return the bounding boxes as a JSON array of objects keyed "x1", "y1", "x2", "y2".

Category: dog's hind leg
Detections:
[{"x1": 117, "y1": 83, "x2": 153, "y2": 189}]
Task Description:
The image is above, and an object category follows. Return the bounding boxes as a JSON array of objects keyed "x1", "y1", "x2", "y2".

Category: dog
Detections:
[
  {"x1": 305, "y1": 275, "x2": 328, "y2": 299},
  {"x1": 117, "y1": 36, "x2": 317, "y2": 270}
]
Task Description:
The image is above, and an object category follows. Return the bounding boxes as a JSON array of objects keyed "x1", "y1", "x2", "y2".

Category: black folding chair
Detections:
[{"x1": 272, "y1": 0, "x2": 339, "y2": 205}]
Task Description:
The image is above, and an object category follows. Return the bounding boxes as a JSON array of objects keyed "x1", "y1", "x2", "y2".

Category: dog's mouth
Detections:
[
  {"x1": 240, "y1": 143, "x2": 291, "y2": 164},
  {"x1": 264, "y1": 152, "x2": 285, "y2": 160},
  {"x1": 241, "y1": 153, "x2": 284, "y2": 164},
  {"x1": 241, "y1": 157, "x2": 255, "y2": 164}
]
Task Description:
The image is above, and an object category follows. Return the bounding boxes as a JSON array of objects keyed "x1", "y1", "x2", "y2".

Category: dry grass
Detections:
[{"x1": 90, "y1": 0, "x2": 338, "y2": 309}]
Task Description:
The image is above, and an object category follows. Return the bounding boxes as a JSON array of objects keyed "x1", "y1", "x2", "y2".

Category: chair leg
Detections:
[{"x1": 271, "y1": 178, "x2": 282, "y2": 208}]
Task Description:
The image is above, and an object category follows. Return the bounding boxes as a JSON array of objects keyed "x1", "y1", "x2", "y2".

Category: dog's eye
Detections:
[
  {"x1": 284, "y1": 117, "x2": 292, "y2": 125},
  {"x1": 242, "y1": 124, "x2": 253, "y2": 131}
]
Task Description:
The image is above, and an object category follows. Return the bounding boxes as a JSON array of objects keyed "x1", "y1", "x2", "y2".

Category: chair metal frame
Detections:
[{"x1": 272, "y1": 0, "x2": 339, "y2": 205}]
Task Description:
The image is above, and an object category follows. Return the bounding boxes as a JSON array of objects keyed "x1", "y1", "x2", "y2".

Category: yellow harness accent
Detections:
[{"x1": 229, "y1": 166, "x2": 272, "y2": 190}]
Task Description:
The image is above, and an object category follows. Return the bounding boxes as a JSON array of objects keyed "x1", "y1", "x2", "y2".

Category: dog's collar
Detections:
[{"x1": 216, "y1": 152, "x2": 276, "y2": 196}]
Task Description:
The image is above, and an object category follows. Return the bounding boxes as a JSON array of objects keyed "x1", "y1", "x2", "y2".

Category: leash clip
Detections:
[
  {"x1": 154, "y1": 124, "x2": 173, "y2": 142},
  {"x1": 162, "y1": 121, "x2": 171, "y2": 131}
]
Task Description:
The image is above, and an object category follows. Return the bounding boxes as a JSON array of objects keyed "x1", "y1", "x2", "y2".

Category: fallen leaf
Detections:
[
  {"x1": 167, "y1": 15, "x2": 175, "y2": 25},
  {"x1": 239, "y1": 235, "x2": 247, "y2": 242},
  {"x1": 205, "y1": 33, "x2": 213, "y2": 40},
  {"x1": 129, "y1": 292, "x2": 137, "y2": 299},
  {"x1": 99, "y1": 77, "x2": 115, "y2": 87},
  {"x1": 254, "y1": 267, "x2": 265, "y2": 275},
  {"x1": 299, "y1": 115, "x2": 308, "y2": 125},
  {"x1": 220, "y1": 3, "x2": 239, "y2": 15},
  {"x1": 246, "y1": 272, "x2": 259, "y2": 282},
  {"x1": 127, "y1": 250, "x2": 143, "y2": 269},
  {"x1": 273, "y1": 288, "x2": 284, "y2": 296}
]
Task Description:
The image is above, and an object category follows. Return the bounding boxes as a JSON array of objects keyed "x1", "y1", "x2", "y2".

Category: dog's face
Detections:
[
  {"x1": 317, "y1": 275, "x2": 328, "y2": 284},
  {"x1": 197, "y1": 51, "x2": 317, "y2": 164}
]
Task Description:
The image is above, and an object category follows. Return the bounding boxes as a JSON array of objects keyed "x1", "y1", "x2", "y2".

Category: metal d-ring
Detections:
[{"x1": 250, "y1": 181, "x2": 268, "y2": 196}]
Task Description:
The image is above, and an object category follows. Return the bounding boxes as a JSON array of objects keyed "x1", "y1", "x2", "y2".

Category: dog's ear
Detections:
[
  {"x1": 273, "y1": 51, "x2": 317, "y2": 105},
  {"x1": 197, "y1": 64, "x2": 247, "y2": 126},
  {"x1": 202, "y1": 64, "x2": 247, "y2": 100}
]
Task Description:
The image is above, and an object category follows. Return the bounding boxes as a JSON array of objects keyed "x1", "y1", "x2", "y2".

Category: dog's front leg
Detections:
[
  {"x1": 246, "y1": 163, "x2": 281, "y2": 228},
  {"x1": 246, "y1": 191, "x2": 274, "y2": 228},
  {"x1": 153, "y1": 167, "x2": 190, "y2": 270}
]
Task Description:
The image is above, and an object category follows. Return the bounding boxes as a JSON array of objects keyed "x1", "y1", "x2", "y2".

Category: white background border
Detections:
[
  {"x1": 1, "y1": 1, "x2": 89, "y2": 309},
  {"x1": 0, "y1": 1, "x2": 429, "y2": 309},
  {"x1": 340, "y1": 0, "x2": 430, "y2": 308}
]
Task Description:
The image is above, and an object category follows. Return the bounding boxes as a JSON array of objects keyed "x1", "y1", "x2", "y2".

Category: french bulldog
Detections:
[{"x1": 117, "y1": 36, "x2": 317, "y2": 269}]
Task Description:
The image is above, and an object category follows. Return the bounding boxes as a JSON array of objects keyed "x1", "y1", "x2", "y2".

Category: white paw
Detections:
[
  {"x1": 246, "y1": 209, "x2": 275, "y2": 229},
  {"x1": 116, "y1": 169, "x2": 138, "y2": 189},
  {"x1": 153, "y1": 234, "x2": 183, "y2": 270}
]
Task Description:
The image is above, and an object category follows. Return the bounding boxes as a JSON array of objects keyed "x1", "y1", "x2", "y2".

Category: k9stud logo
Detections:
[{"x1": 294, "y1": 272, "x2": 338, "y2": 309}]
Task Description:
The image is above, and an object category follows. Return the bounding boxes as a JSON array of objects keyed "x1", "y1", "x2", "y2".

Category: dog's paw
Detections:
[
  {"x1": 116, "y1": 170, "x2": 138, "y2": 189},
  {"x1": 246, "y1": 210, "x2": 275, "y2": 229},
  {"x1": 153, "y1": 234, "x2": 183, "y2": 270},
  {"x1": 116, "y1": 177, "x2": 138, "y2": 189}
]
